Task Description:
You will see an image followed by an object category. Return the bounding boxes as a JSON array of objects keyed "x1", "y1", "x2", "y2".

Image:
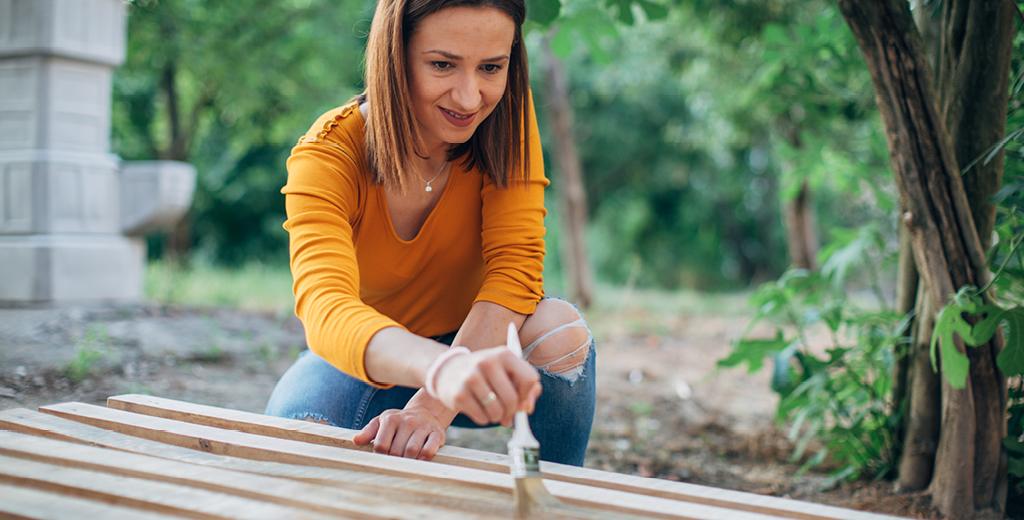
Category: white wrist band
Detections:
[{"x1": 424, "y1": 346, "x2": 470, "y2": 399}]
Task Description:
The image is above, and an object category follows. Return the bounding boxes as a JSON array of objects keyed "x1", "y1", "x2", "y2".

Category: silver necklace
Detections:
[{"x1": 420, "y1": 160, "x2": 450, "y2": 193}]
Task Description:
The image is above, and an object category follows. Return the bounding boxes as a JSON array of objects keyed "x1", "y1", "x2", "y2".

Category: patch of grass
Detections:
[
  {"x1": 191, "y1": 343, "x2": 227, "y2": 363},
  {"x1": 124, "y1": 383, "x2": 155, "y2": 395},
  {"x1": 145, "y1": 260, "x2": 294, "y2": 313},
  {"x1": 591, "y1": 283, "x2": 751, "y2": 318},
  {"x1": 256, "y1": 341, "x2": 279, "y2": 363},
  {"x1": 629, "y1": 401, "x2": 655, "y2": 417},
  {"x1": 65, "y1": 325, "x2": 109, "y2": 383}
]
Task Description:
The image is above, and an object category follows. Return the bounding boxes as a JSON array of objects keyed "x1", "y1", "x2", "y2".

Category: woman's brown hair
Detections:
[{"x1": 361, "y1": 0, "x2": 531, "y2": 192}]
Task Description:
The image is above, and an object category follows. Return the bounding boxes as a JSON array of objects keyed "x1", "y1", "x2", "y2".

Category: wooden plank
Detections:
[
  {"x1": 0, "y1": 430, "x2": 489, "y2": 520},
  {"x1": 0, "y1": 408, "x2": 515, "y2": 511},
  {"x1": 0, "y1": 483, "x2": 183, "y2": 520},
  {"x1": 108, "y1": 393, "x2": 901, "y2": 520},
  {"x1": 0, "y1": 453, "x2": 335, "y2": 519},
  {"x1": 40, "y1": 401, "x2": 781, "y2": 520}
]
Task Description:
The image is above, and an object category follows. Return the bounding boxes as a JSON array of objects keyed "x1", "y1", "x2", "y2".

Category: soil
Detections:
[{"x1": 0, "y1": 302, "x2": 942, "y2": 518}]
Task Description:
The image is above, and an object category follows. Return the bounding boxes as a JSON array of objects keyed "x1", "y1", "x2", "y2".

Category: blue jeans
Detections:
[{"x1": 264, "y1": 330, "x2": 597, "y2": 466}]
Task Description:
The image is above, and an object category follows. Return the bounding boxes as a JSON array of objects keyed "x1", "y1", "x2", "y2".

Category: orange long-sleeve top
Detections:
[{"x1": 281, "y1": 98, "x2": 548, "y2": 388}]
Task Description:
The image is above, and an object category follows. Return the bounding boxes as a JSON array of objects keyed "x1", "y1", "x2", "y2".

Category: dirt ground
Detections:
[{"x1": 0, "y1": 301, "x2": 941, "y2": 518}]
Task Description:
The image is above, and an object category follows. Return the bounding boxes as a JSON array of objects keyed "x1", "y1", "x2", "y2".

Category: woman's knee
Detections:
[
  {"x1": 519, "y1": 298, "x2": 593, "y2": 383},
  {"x1": 264, "y1": 350, "x2": 369, "y2": 427}
]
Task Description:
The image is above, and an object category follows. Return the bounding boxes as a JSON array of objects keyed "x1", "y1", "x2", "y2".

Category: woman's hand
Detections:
[
  {"x1": 352, "y1": 402, "x2": 449, "y2": 460},
  {"x1": 433, "y1": 346, "x2": 542, "y2": 426}
]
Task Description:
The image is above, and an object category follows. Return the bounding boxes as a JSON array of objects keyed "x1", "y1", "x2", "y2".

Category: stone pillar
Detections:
[{"x1": 0, "y1": 0, "x2": 194, "y2": 304}]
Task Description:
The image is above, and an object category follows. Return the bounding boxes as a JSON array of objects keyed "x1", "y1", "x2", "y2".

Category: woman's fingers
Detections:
[
  {"x1": 353, "y1": 416, "x2": 380, "y2": 446},
  {"x1": 420, "y1": 431, "x2": 444, "y2": 460},
  {"x1": 456, "y1": 386, "x2": 491, "y2": 425},
  {"x1": 404, "y1": 430, "x2": 428, "y2": 460},
  {"x1": 482, "y1": 360, "x2": 519, "y2": 424},
  {"x1": 389, "y1": 422, "x2": 415, "y2": 457},
  {"x1": 372, "y1": 413, "x2": 398, "y2": 454},
  {"x1": 503, "y1": 351, "x2": 541, "y2": 405}
]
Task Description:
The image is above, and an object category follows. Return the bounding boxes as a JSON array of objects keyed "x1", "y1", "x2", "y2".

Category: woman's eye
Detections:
[
  {"x1": 431, "y1": 61, "x2": 452, "y2": 71},
  {"x1": 481, "y1": 64, "x2": 503, "y2": 74}
]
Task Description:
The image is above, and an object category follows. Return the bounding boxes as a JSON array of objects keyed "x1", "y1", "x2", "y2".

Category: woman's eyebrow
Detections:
[{"x1": 423, "y1": 49, "x2": 510, "y2": 62}]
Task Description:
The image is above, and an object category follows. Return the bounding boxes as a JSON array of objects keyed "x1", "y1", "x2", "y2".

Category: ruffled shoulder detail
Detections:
[{"x1": 295, "y1": 101, "x2": 360, "y2": 146}]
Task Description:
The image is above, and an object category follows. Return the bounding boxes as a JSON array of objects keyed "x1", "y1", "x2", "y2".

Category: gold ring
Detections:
[{"x1": 483, "y1": 391, "x2": 497, "y2": 404}]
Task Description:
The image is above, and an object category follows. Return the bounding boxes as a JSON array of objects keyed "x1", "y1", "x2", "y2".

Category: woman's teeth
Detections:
[{"x1": 442, "y1": 108, "x2": 470, "y2": 119}]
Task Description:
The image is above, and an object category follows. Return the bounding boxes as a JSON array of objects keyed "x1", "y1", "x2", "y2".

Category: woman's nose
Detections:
[{"x1": 449, "y1": 72, "x2": 482, "y2": 112}]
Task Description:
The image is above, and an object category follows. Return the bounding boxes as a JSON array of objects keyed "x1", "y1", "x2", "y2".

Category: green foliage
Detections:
[
  {"x1": 718, "y1": 332, "x2": 788, "y2": 373},
  {"x1": 115, "y1": 0, "x2": 372, "y2": 265},
  {"x1": 527, "y1": 0, "x2": 561, "y2": 25},
  {"x1": 145, "y1": 260, "x2": 294, "y2": 313},
  {"x1": 718, "y1": 225, "x2": 905, "y2": 481},
  {"x1": 535, "y1": 0, "x2": 891, "y2": 290},
  {"x1": 929, "y1": 284, "x2": 1024, "y2": 390},
  {"x1": 65, "y1": 325, "x2": 110, "y2": 383},
  {"x1": 1003, "y1": 28, "x2": 1024, "y2": 510}
]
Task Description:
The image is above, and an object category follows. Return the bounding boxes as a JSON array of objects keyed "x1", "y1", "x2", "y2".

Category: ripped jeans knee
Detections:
[
  {"x1": 522, "y1": 298, "x2": 594, "y2": 384},
  {"x1": 292, "y1": 412, "x2": 337, "y2": 426}
]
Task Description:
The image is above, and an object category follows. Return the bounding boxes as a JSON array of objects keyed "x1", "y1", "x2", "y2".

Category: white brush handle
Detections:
[
  {"x1": 506, "y1": 322, "x2": 524, "y2": 358},
  {"x1": 507, "y1": 323, "x2": 540, "y2": 448}
]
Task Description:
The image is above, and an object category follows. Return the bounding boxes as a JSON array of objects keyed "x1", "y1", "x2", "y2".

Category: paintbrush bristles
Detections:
[{"x1": 507, "y1": 322, "x2": 562, "y2": 517}]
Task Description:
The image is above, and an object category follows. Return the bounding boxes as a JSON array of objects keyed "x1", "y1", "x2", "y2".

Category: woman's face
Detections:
[{"x1": 406, "y1": 6, "x2": 516, "y2": 154}]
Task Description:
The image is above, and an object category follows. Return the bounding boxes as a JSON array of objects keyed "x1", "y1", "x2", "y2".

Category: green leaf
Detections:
[
  {"x1": 550, "y1": 23, "x2": 575, "y2": 59},
  {"x1": 997, "y1": 307, "x2": 1024, "y2": 376},
  {"x1": 964, "y1": 304, "x2": 1005, "y2": 345},
  {"x1": 718, "y1": 332, "x2": 790, "y2": 373},
  {"x1": 930, "y1": 302, "x2": 973, "y2": 389},
  {"x1": 636, "y1": 0, "x2": 668, "y2": 21},
  {"x1": 1008, "y1": 453, "x2": 1024, "y2": 478},
  {"x1": 606, "y1": 0, "x2": 634, "y2": 24},
  {"x1": 527, "y1": 0, "x2": 561, "y2": 26}
]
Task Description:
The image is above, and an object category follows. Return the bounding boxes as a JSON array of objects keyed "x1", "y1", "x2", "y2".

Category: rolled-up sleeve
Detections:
[
  {"x1": 282, "y1": 130, "x2": 402, "y2": 389},
  {"x1": 474, "y1": 94, "x2": 550, "y2": 315}
]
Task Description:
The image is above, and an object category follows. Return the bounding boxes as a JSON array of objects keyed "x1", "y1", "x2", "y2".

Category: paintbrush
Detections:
[{"x1": 506, "y1": 322, "x2": 563, "y2": 517}]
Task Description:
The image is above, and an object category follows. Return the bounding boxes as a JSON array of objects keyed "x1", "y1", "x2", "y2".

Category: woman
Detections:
[{"x1": 265, "y1": 0, "x2": 596, "y2": 467}]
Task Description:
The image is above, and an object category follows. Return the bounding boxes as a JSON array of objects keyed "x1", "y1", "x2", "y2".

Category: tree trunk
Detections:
[
  {"x1": 935, "y1": 0, "x2": 1015, "y2": 253},
  {"x1": 783, "y1": 179, "x2": 818, "y2": 271},
  {"x1": 779, "y1": 124, "x2": 818, "y2": 271},
  {"x1": 893, "y1": 0, "x2": 934, "y2": 491},
  {"x1": 932, "y1": 0, "x2": 1015, "y2": 510},
  {"x1": 897, "y1": 283, "x2": 940, "y2": 491},
  {"x1": 891, "y1": 219, "x2": 919, "y2": 462},
  {"x1": 542, "y1": 32, "x2": 594, "y2": 308},
  {"x1": 159, "y1": 59, "x2": 194, "y2": 261},
  {"x1": 836, "y1": 1, "x2": 1009, "y2": 516}
]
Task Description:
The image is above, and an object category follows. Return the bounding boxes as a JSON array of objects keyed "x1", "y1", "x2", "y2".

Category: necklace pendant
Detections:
[{"x1": 425, "y1": 184, "x2": 433, "y2": 193}]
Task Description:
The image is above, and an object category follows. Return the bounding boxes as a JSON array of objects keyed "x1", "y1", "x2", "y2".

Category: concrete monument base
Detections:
[{"x1": 0, "y1": 234, "x2": 143, "y2": 303}]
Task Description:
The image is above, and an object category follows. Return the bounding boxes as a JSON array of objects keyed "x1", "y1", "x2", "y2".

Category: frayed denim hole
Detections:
[
  {"x1": 291, "y1": 412, "x2": 337, "y2": 426},
  {"x1": 537, "y1": 339, "x2": 595, "y2": 387}
]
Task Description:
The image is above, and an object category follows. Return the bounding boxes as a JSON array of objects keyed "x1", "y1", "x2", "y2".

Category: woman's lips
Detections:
[{"x1": 439, "y1": 107, "x2": 476, "y2": 128}]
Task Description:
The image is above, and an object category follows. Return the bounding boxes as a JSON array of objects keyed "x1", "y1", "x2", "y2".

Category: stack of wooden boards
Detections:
[{"x1": 0, "y1": 394, "x2": 903, "y2": 519}]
